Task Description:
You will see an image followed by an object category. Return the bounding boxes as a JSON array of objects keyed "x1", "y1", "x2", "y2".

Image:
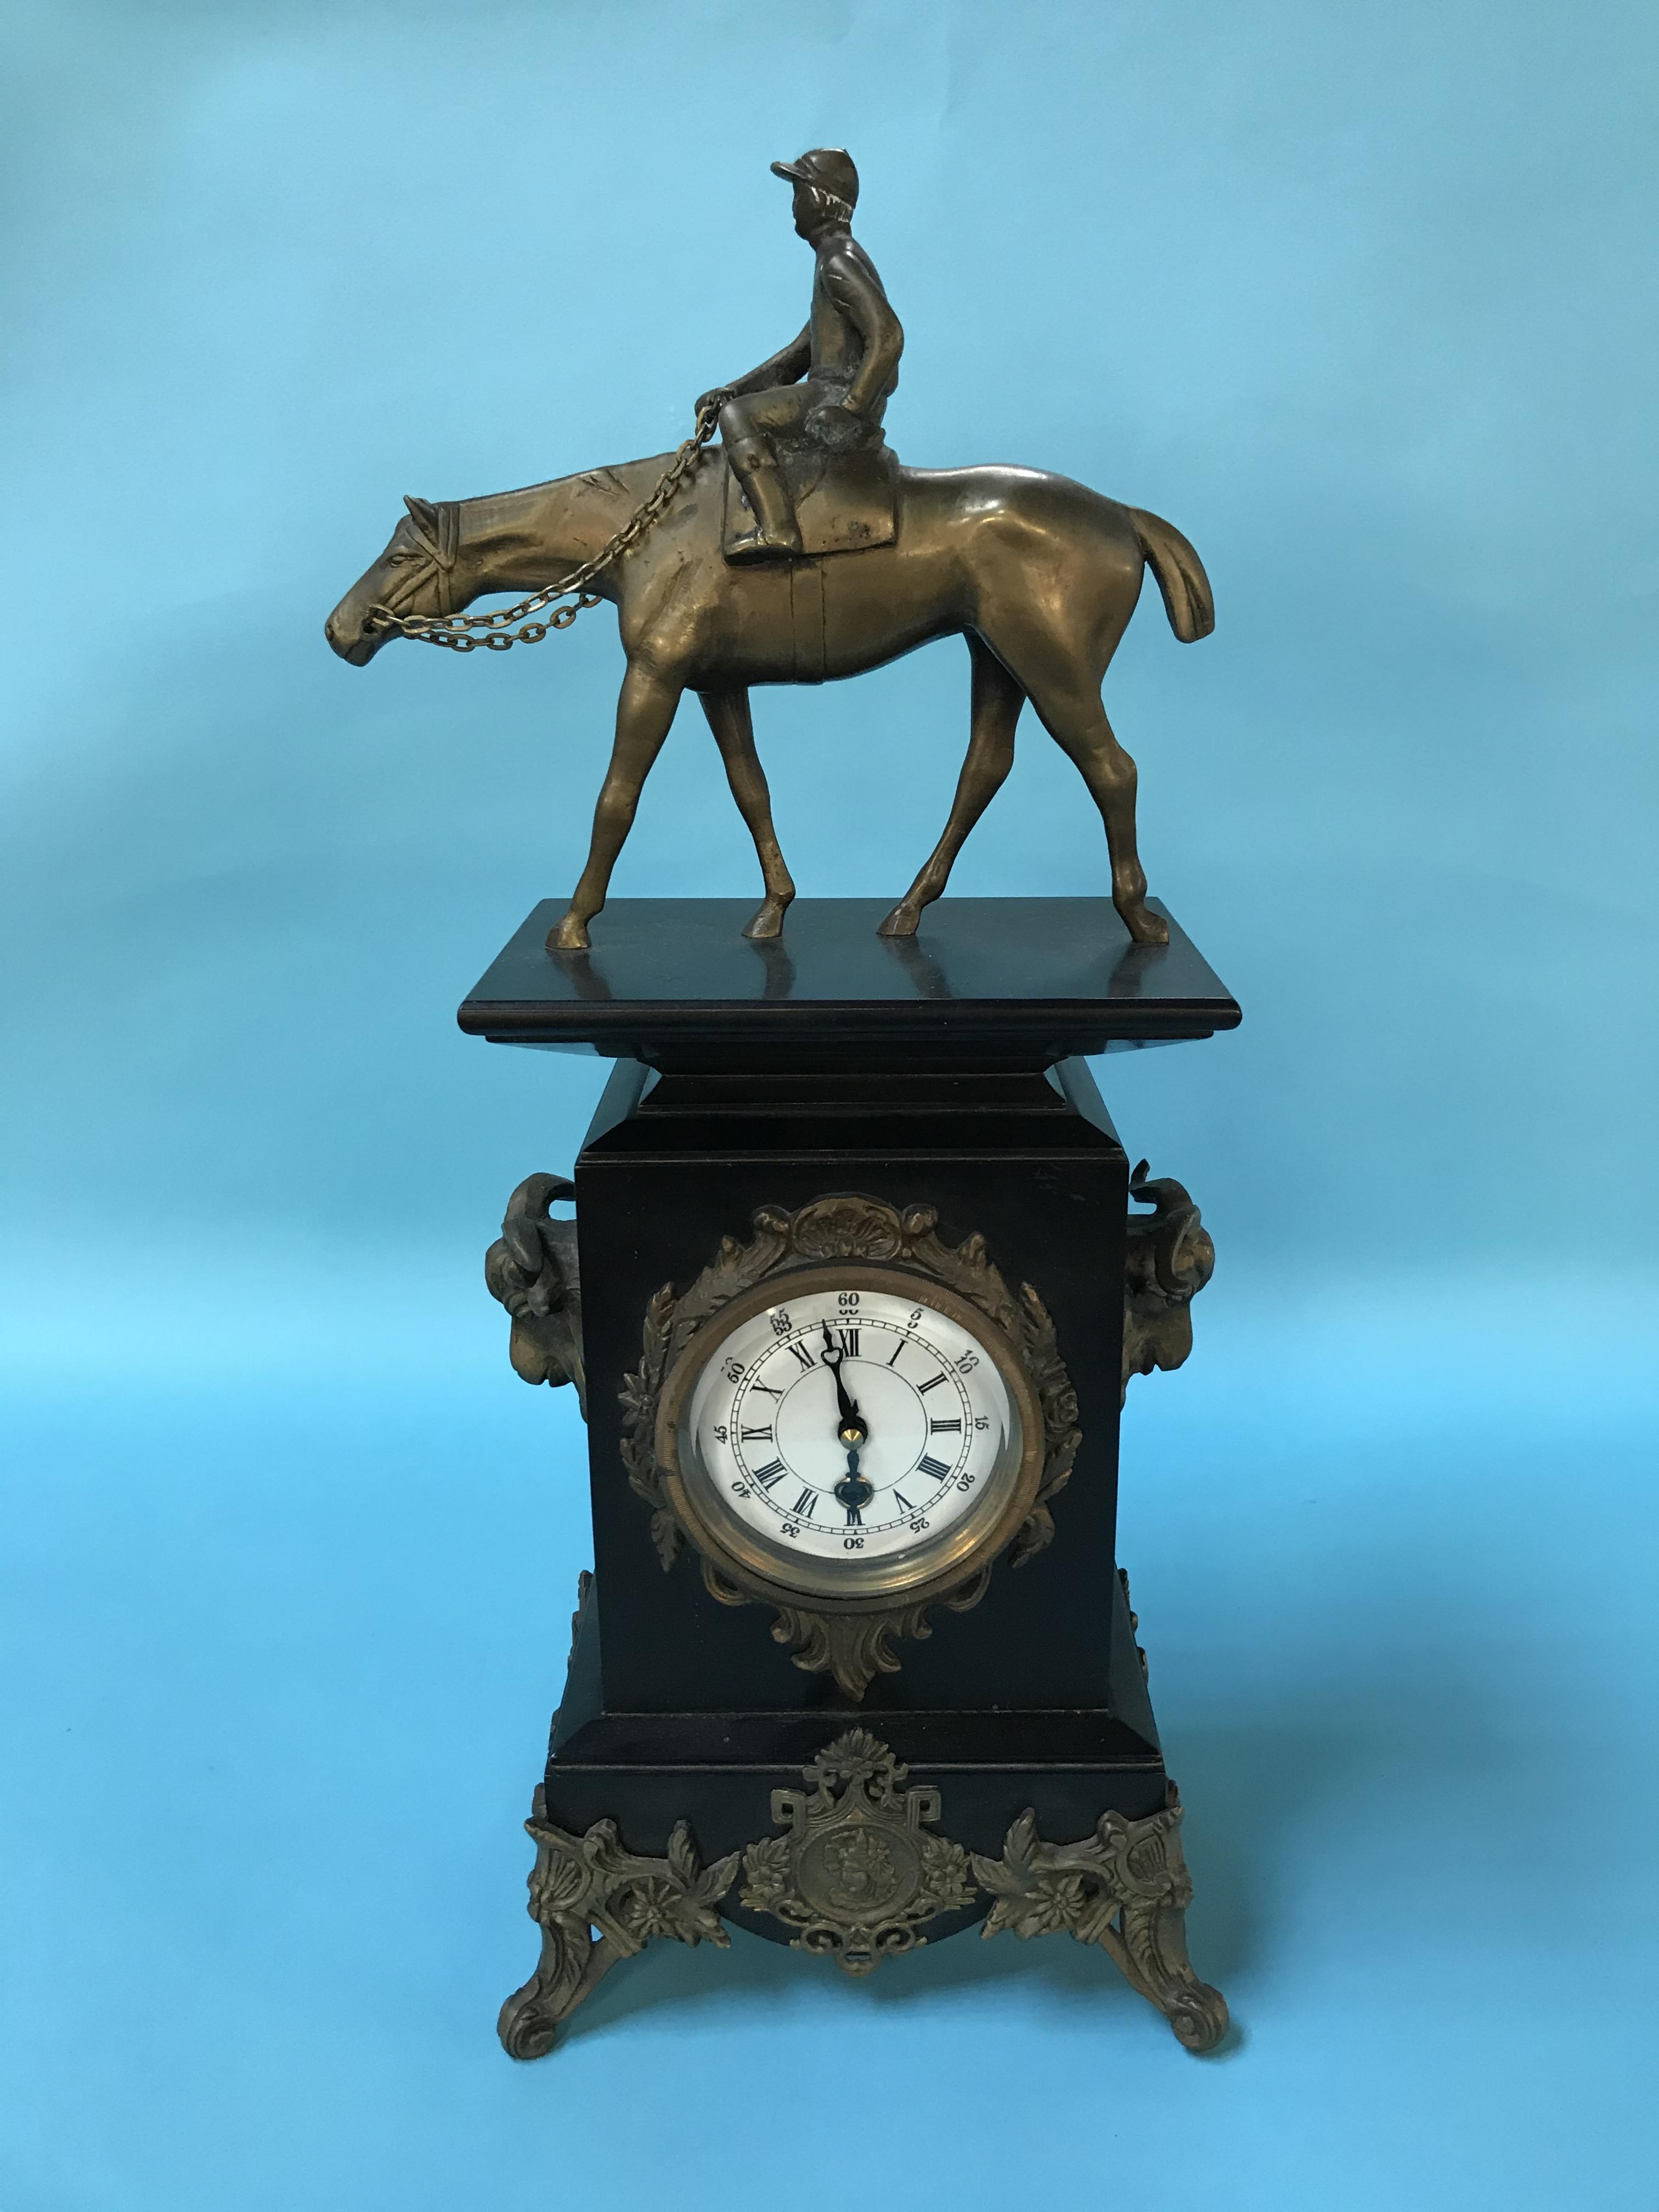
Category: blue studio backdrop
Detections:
[{"x1": 2, "y1": 4, "x2": 1656, "y2": 2208}]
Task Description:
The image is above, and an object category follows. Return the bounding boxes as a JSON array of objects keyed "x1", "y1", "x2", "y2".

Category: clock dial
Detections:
[{"x1": 678, "y1": 1283, "x2": 1021, "y2": 1585}]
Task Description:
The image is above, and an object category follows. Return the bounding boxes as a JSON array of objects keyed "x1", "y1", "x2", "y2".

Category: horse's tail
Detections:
[{"x1": 1127, "y1": 506, "x2": 1215, "y2": 644}]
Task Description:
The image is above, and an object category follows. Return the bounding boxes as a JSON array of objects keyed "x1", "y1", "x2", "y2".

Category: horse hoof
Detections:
[
  {"x1": 877, "y1": 903, "x2": 921, "y2": 939},
  {"x1": 547, "y1": 914, "x2": 591, "y2": 952},
  {"x1": 1121, "y1": 904, "x2": 1169, "y2": 946},
  {"x1": 743, "y1": 900, "x2": 789, "y2": 941}
]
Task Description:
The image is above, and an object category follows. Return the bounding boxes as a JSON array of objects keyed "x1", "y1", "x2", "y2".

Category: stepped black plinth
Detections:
[
  {"x1": 463, "y1": 898, "x2": 1240, "y2": 2056},
  {"x1": 459, "y1": 895, "x2": 1238, "y2": 1065}
]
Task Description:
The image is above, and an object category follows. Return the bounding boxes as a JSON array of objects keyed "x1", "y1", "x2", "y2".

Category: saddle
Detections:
[{"x1": 721, "y1": 439, "x2": 898, "y2": 563}]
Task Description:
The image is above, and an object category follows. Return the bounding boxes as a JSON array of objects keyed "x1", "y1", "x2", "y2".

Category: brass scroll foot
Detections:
[
  {"x1": 973, "y1": 1784, "x2": 1229, "y2": 2053},
  {"x1": 497, "y1": 1790, "x2": 740, "y2": 2059}
]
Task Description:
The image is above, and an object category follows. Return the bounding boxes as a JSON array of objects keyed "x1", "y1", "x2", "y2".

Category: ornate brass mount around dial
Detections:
[{"x1": 619, "y1": 1194, "x2": 1081, "y2": 1699}]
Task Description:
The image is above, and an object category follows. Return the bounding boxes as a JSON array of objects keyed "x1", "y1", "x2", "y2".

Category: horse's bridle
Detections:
[
  {"x1": 375, "y1": 499, "x2": 462, "y2": 622},
  {"x1": 362, "y1": 394, "x2": 724, "y2": 654}
]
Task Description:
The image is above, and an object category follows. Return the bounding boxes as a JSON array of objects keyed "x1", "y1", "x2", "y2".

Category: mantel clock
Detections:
[{"x1": 326, "y1": 144, "x2": 1244, "y2": 2055}]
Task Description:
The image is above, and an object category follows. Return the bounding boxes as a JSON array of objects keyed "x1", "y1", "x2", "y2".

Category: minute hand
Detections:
[{"x1": 819, "y1": 1327, "x2": 867, "y2": 1444}]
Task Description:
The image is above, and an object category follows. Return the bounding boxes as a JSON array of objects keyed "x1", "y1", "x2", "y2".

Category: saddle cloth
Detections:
[{"x1": 721, "y1": 439, "x2": 898, "y2": 562}]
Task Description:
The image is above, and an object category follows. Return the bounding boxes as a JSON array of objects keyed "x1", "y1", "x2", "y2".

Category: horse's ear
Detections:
[{"x1": 403, "y1": 493, "x2": 438, "y2": 534}]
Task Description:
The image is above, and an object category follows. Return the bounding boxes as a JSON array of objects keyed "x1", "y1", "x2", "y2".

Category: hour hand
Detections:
[{"x1": 834, "y1": 1441, "x2": 874, "y2": 1512}]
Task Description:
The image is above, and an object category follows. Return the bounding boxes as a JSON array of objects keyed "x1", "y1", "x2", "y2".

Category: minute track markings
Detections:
[{"x1": 704, "y1": 1297, "x2": 992, "y2": 1550}]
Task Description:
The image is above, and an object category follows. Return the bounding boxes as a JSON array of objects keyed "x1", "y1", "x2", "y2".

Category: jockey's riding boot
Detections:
[{"x1": 726, "y1": 441, "x2": 804, "y2": 560}]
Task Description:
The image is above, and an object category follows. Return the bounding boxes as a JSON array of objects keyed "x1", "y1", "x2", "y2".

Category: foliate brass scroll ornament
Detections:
[
  {"x1": 740, "y1": 1730, "x2": 977, "y2": 1975},
  {"x1": 973, "y1": 1786, "x2": 1229, "y2": 2053},
  {"x1": 495, "y1": 1736, "x2": 1227, "y2": 2056},
  {"x1": 498, "y1": 1788, "x2": 740, "y2": 2061},
  {"x1": 619, "y1": 1195, "x2": 1080, "y2": 1700}
]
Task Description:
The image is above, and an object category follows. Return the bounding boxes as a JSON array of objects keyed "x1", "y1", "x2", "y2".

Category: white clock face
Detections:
[{"x1": 678, "y1": 1283, "x2": 1022, "y2": 1588}]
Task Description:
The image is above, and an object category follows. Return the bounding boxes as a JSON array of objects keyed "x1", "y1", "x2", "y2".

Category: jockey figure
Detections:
[{"x1": 698, "y1": 148, "x2": 904, "y2": 560}]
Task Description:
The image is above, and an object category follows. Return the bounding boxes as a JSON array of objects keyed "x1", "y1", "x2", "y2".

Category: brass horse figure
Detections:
[{"x1": 324, "y1": 447, "x2": 1213, "y2": 948}]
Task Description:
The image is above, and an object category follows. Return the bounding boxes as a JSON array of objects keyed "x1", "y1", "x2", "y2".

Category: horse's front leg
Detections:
[
  {"x1": 697, "y1": 687, "x2": 795, "y2": 940},
  {"x1": 549, "y1": 661, "x2": 683, "y2": 952}
]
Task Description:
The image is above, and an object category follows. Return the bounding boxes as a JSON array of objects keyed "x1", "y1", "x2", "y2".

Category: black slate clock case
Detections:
[{"x1": 461, "y1": 898, "x2": 1240, "y2": 1905}]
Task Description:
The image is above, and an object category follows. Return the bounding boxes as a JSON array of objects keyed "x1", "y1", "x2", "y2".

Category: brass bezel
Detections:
[{"x1": 654, "y1": 1262, "x2": 1046, "y2": 1612}]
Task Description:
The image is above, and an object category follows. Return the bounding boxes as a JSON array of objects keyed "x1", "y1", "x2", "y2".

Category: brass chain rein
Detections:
[{"x1": 366, "y1": 397, "x2": 726, "y2": 653}]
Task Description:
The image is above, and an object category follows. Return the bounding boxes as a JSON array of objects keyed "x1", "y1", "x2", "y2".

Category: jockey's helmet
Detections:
[{"x1": 770, "y1": 148, "x2": 859, "y2": 217}]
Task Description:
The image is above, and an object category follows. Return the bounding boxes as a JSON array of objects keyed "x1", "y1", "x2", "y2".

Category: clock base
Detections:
[
  {"x1": 498, "y1": 1565, "x2": 1226, "y2": 2056},
  {"x1": 498, "y1": 1726, "x2": 1227, "y2": 2058}
]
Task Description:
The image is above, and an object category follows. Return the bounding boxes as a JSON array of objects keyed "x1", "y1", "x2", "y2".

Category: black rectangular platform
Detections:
[{"x1": 459, "y1": 896, "x2": 1240, "y2": 1068}]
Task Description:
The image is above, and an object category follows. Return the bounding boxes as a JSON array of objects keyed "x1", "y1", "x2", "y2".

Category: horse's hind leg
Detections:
[
  {"x1": 549, "y1": 661, "x2": 682, "y2": 951},
  {"x1": 878, "y1": 635, "x2": 1024, "y2": 938},
  {"x1": 974, "y1": 616, "x2": 1167, "y2": 945},
  {"x1": 698, "y1": 687, "x2": 796, "y2": 939}
]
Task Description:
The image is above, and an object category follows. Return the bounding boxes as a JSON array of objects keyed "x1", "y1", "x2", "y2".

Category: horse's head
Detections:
[{"x1": 325, "y1": 494, "x2": 461, "y2": 664}]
